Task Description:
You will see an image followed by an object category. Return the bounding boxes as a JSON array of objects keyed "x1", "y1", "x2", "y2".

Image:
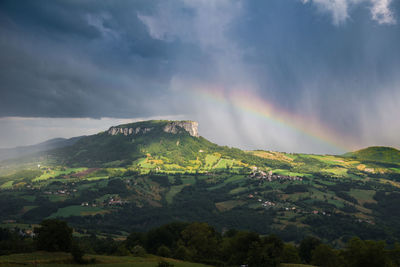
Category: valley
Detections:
[{"x1": 1, "y1": 120, "x2": 400, "y2": 246}]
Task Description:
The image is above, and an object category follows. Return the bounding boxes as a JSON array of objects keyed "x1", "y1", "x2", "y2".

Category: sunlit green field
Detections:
[{"x1": 33, "y1": 168, "x2": 87, "y2": 182}]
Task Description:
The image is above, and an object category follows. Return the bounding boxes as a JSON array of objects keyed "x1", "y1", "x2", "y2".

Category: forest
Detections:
[{"x1": 1, "y1": 219, "x2": 400, "y2": 267}]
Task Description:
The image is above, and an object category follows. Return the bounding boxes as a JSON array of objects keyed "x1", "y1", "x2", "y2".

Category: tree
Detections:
[
  {"x1": 221, "y1": 231, "x2": 260, "y2": 265},
  {"x1": 34, "y1": 219, "x2": 72, "y2": 252},
  {"x1": 299, "y1": 236, "x2": 321, "y2": 264},
  {"x1": 281, "y1": 244, "x2": 301, "y2": 264},
  {"x1": 311, "y1": 244, "x2": 341, "y2": 267},
  {"x1": 157, "y1": 245, "x2": 171, "y2": 257},
  {"x1": 388, "y1": 242, "x2": 400, "y2": 267},
  {"x1": 247, "y1": 235, "x2": 284, "y2": 267},
  {"x1": 131, "y1": 245, "x2": 146, "y2": 257},
  {"x1": 173, "y1": 245, "x2": 191, "y2": 261},
  {"x1": 126, "y1": 232, "x2": 146, "y2": 249},
  {"x1": 180, "y1": 222, "x2": 220, "y2": 261},
  {"x1": 71, "y1": 242, "x2": 85, "y2": 263},
  {"x1": 343, "y1": 237, "x2": 391, "y2": 267}
]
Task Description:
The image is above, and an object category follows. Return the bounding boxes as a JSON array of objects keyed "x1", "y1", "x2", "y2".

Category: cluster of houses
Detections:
[
  {"x1": 80, "y1": 197, "x2": 128, "y2": 208},
  {"x1": 249, "y1": 193, "x2": 336, "y2": 216},
  {"x1": 262, "y1": 200, "x2": 276, "y2": 208},
  {"x1": 249, "y1": 168, "x2": 303, "y2": 182},
  {"x1": 107, "y1": 197, "x2": 126, "y2": 205},
  {"x1": 80, "y1": 202, "x2": 97, "y2": 207},
  {"x1": 44, "y1": 189, "x2": 77, "y2": 195}
]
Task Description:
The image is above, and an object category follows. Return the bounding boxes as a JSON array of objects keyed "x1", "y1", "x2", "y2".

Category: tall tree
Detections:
[{"x1": 34, "y1": 219, "x2": 72, "y2": 252}]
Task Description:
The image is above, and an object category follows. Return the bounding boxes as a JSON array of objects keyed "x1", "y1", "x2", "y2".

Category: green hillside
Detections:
[
  {"x1": 1, "y1": 120, "x2": 400, "y2": 246},
  {"x1": 344, "y1": 146, "x2": 400, "y2": 164},
  {"x1": 51, "y1": 120, "x2": 220, "y2": 168}
]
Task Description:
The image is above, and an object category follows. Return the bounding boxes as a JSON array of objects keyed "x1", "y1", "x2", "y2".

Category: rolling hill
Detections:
[
  {"x1": 344, "y1": 146, "x2": 400, "y2": 164},
  {"x1": 0, "y1": 136, "x2": 83, "y2": 161}
]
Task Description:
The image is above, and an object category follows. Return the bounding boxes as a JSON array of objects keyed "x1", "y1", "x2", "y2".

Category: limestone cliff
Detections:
[
  {"x1": 107, "y1": 120, "x2": 199, "y2": 137},
  {"x1": 162, "y1": 121, "x2": 199, "y2": 137}
]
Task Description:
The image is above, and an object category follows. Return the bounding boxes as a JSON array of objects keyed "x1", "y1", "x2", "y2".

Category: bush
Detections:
[
  {"x1": 131, "y1": 245, "x2": 146, "y2": 257},
  {"x1": 173, "y1": 245, "x2": 191, "y2": 261},
  {"x1": 157, "y1": 245, "x2": 171, "y2": 257}
]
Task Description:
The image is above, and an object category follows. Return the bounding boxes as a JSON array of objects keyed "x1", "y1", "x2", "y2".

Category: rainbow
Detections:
[{"x1": 191, "y1": 85, "x2": 356, "y2": 153}]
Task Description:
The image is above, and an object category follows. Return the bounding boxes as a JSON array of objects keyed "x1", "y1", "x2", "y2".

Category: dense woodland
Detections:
[{"x1": 1, "y1": 219, "x2": 400, "y2": 267}]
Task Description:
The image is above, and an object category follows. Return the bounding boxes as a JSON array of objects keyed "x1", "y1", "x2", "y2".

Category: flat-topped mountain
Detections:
[
  {"x1": 107, "y1": 120, "x2": 199, "y2": 137},
  {"x1": 50, "y1": 120, "x2": 217, "y2": 167}
]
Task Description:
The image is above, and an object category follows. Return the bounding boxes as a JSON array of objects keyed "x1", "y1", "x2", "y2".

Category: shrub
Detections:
[
  {"x1": 157, "y1": 245, "x2": 171, "y2": 257},
  {"x1": 131, "y1": 245, "x2": 146, "y2": 257}
]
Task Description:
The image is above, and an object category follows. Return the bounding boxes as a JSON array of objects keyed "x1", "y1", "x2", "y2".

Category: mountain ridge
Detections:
[
  {"x1": 0, "y1": 136, "x2": 83, "y2": 161},
  {"x1": 344, "y1": 146, "x2": 400, "y2": 164}
]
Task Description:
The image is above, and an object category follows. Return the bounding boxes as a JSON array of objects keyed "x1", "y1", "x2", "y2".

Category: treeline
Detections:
[{"x1": 1, "y1": 220, "x2": 400, "y2": 266}]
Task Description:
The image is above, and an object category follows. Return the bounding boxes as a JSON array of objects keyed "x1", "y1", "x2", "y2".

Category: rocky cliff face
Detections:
[
  {"x1": 107, "y1": 121, "x2": 199, "y2": 137},
  {"x1": 163, "y1": 121, "x2": 199, "y2": 137}
]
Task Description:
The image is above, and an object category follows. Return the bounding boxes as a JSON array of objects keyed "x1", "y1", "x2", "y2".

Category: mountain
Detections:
[
  {"x1": 0, "y1": 136, "x2": 83, "y2": 161},
  {"x1": 50, "y1": 120, "x2": 224, "y2": 167},
  {"x1": 344, "y1": 146, "x2": 400, "y2": 164}
]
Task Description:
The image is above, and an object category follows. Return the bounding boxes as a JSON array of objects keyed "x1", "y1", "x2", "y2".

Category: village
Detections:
[{"x1": 249, "y1": 167, "x2": 303, "y2": 182}]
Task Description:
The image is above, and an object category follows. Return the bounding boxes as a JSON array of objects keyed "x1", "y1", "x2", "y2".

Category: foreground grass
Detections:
[
  {"x1": 281, "y1": 264, "x2": 316, "y2": 267},
  {"x1": 0, "y1": 251, "x2": 211, "y2": 267}
]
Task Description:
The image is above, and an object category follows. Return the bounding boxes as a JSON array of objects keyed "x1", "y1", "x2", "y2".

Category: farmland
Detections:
[{"x1": 1, "y1": 121, "x2": 400, "y2": 245}]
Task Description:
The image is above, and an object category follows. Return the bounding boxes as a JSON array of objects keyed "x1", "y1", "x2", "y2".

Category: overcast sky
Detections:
[{"x1": 0, "y1": 0, "x2": 399, "y2": 154}]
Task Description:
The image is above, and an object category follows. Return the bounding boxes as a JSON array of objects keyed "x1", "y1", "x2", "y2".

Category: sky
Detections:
[{"x1": 0, "y1": 0, "x2": 399, "y2": 154}]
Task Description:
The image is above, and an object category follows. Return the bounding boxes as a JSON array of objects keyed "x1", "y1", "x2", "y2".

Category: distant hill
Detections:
[
  {"x1": 0, "y1": 136, "x2": 83, "y2": 161},
  {"x1": 344, "y1": 146, "x2": 400, "y2": 164}
]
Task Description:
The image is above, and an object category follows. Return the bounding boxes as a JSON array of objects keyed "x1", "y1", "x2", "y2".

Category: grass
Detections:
[
  {"x1": 214, "y1": 158, "x2": 235, "y2": 169},
  {"x1": 33, "y1": 168, "x2": 87, "y2": 182},
  {"x1": 322, "y1": 167, "x2": 348, "y2": 176},
  {"x1": 181, "y1": 176, "x2": 196, "y2": 185},
  {"x1": 215, "y1": 200, "x2": 245, "y2": 212},
  {"x1": 86, "y1": 176, "x2": 109, "y2": 181},
  {"x1": 281, "y1": 264, "x2": 316, "y2": 267},
  {"x1": 48, "y1": 194, "x2": 68, "y2": 202},
  {"x1": 48, "y1": 205, "x2": 107, "y2": 218},
  {"x1": 23, "y1": 205, "x2": 38, "y2": 212},
  {"x1": 348, "y1": 189, "x2": 376, "y2": 205},
  {"x1": 204, "y1": 153, "x2": 220, "y2": 168},
  {"x1": 0, "y1": 251, "x2": 211, "y2": 267},
  {"x1": 223, "y1": 175, "x2": 244, "y2": 184},
  {"x1": 0, "y1": 180, "x2": 14, "y2": 189},
  {"x1": 380, "y1": 178, "x2": 400, "y2": 188},
  {"x1": 273, "y1": 169, "x2": 310, "y2": 177},
  {"x1": 229, "y1": 187, "x2": 247, "y2": 195},
  {"x1": 165, "y1": 185, "x2": 186, "y2": 204},
  {"x1": 249, "y1": 150, "x2": 294, "y2": 162}
]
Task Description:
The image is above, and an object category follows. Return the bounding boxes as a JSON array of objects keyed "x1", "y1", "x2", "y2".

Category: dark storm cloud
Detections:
[{"x1": 0, "y1": 0, "x2": 207, "y2": 118}]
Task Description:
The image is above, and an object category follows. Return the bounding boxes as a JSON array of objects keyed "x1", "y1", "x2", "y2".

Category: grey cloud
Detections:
[{"x1": 0, "y1": 0, "x2": 399, "y2": 153}]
